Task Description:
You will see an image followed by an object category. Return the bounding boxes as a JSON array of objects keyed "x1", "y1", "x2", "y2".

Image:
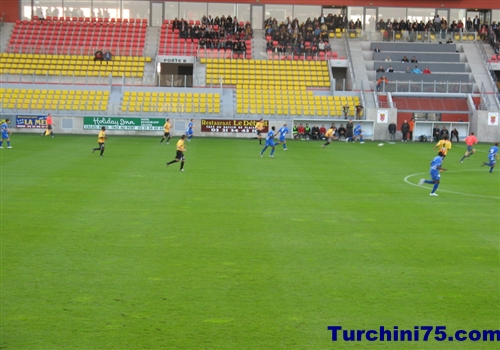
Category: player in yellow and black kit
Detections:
[
  {"x1": 166, "y1": 134, "x2": 186, "y2": 171},
  {"x1": 322, "y1": 125, "x2": 337, "y2": 148},
  {"x1": 92, "y1": 126, "x2": 107, "y2": 157},
  {"x1": 159, "y1": 118, "x2": 172, "y2": 145},
  {"x1": 250, "y1": 118, "x2": 265, "y2": 145},
  {"x1": 433, "y1": 136, "x2": 452, "y2": 158}
]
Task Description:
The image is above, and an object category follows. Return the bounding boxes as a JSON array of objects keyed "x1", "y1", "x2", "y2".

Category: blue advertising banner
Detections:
[{"x1": 16, "y1": 115, "x2": 47, "y2": 128}]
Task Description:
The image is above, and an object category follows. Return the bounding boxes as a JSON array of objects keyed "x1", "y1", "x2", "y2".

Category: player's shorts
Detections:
[
  {"x1": 466, "y1": 145, "x2": 474, "y2": 153},
  {"x1": 354, "y1": 132, "x2": 361, "y2": 137},
  {"x1": 265, "y1": 139, "x2": 275, "y2": 147},
  {"x1": 1, "y1": 131, "x2": 8, "y2": 139},
  {"x1": 279, "y1": 136, "x2": 286, "y2": 143},
  {"x1": 176, "y1": 150, "x2": 185, "y2": 160},
  {"x1": 430, "y1": 170, "x2": 441, "y2": 181},
  {"x1": 488, "y1": 156, "x2": 496, "y2": 164},
  {"x1": 164, "y1": 132, "x2": 170, "y2": 137},
  {"x1": 47, "y1": 124, "x2": 53, "y2": 130},
  {"x1": 98, "y1": 142, "x2": 105, "y2": 149},
  {"x1": 257, "y1": 130, "x2": 262, "y2": 136},
  {"x1": 186, "y1": 130, "x2": 193, "y2": 135}
]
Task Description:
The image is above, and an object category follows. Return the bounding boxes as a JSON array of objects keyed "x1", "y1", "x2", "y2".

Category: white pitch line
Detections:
[{"x1": 404, "y1": 170, "x2": 500, "y2": 200}]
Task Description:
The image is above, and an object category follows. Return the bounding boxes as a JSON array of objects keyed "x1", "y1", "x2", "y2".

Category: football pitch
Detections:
[{"x1": 1, "y1": 134, "x2": 499, "y2": 349}]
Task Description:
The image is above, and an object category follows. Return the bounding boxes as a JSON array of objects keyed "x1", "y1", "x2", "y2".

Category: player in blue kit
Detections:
[
  {"x1": 350, "y1": 122, "x2": 364, "y2": 143},
  {"x1": 260, "y1": 126, "x2": 276, "y2": 158},
  {"x1": 186, "y1": 119, "x2": 194, "y2": 142},
  {"x1": 277, "y1": 123, "x2": 289, "y2": 150},
  {"x1": 482, "y1": 142, "x2": 499, "y2": 173},
  {"x1": 0, "y1": 118, "x2": 12, "y2": 149},
  {"x1": 418, "y1": 151, "x2": 447, "y2": 196}
]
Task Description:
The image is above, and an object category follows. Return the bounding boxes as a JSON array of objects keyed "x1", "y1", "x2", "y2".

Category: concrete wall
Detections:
[
  {"x1": 371, "y1": 42, "x2": 457, "y2": 53},
  {"x1": 375, "y1": 72, "x2": 471, "y2": 83},
  {"x1": 373, "y1": 52, "x2": 461, "y2": 63},
  {"x1": 372, "y1": 62, "x2": 467, "y2": 73}
]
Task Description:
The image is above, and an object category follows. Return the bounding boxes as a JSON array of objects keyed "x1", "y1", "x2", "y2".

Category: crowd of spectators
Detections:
[
  {"x1": 264, "y1": 16, "x2": 345, "y2": 55},
  {"x1": 375, "y1": 15, "x2": 499, "y2": 43},
  {"x1": 169, "y1": 16, "x2": 253, "y2": 50}
]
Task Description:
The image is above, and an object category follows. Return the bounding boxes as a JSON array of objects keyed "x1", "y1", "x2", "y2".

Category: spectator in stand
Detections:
[
  {"x1": 376, "y1": 66, "x2": 386, "y2": 73},
  {"x1": 446, "y1": 38, "x2": 453, "y2": 44},
  {"x1": 319, "y1": 124, "x2": 327, "y2": 139},
  {"x1": 479, "y1": 25, "x2": 488, "y2": 41},
  {"x1": 401, "y1": 56, "x2": 409, "y2": 63},
  {"x1": 473, "y1": 15, "x2": 480, "y2": 32},
  {"x1": 451, "y1": 128, "x2": 459, "y2": 142},
  {"x1": 374, "y1": 46, "x2": 381, "y2": 52},
  {"x1": 385, "y1": 56, "x2": 392, "y2": 62},
  {"x1": 376, "y1": 76, "x2": 389, "y2": 91},
  {"x1": 412, "y1": 66, "x2": 422, "y2": 74},
  {"x1": 104, "y1": 50, "x2": 112, "y2": 64},
  {"x1": 355, "y1": 104, "x2": 363, "y2": 120},
  {"x1": 386, "y1": 66, "x2": 394, "y2": 73},
  {"x1": 411, "y1": 56, "x2": 418, "y2": 63},
  {"x1": 405, "y1": 67, "x2": 412, "y2": 73},
  {"x1": 94, "y1": 50, "x2": 104, "y2": 64},
  {"x1": 423, "y1": 67, "x2": 432, "y2": 74}
]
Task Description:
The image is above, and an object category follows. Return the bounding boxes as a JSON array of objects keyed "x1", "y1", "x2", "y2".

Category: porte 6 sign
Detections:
[{"x1": 201, "y1": 119, "x2": 269, "y2": 133}]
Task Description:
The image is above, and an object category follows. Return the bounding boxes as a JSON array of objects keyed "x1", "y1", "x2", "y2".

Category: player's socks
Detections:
[
  {"x1": 460, "y1": 155, "x2": 466, "y2": 162},
  {"x1": 423, "y1": 180, "x2": 434, "y2": 184},
  {"x1": 7, "y1": 141, "x2": 11, "y2": 147},
  {"x1": 0, "y1": 141, "x2": 2, "y2": 147},
  {"x1": 260, "y1": 146, "x2": 267, "y2": 155},
  {"x1": 270, "y1": 148, "x2": 275, "y2": 156},
  {"x1": 360, "y1": 136, "x2": 363, "y2": 142},
  {"x1": 180, "y1": 161, "x2": 185, "y2": 170},
  {"x1": 431, "y1": 183, "x2": 439, "y2": 193},
  {"x1": 167, "y1": 160, "x2": 177, "y2": 165},
  {"x1": 160, "y1": 138, "x2": 165, "y2": 144},
  {"x1": 282, "y1": 143, "x2": 286, "y2": 149},
  {"x1": 490, "y1": 167, "x2": 494, "y2": 172}
]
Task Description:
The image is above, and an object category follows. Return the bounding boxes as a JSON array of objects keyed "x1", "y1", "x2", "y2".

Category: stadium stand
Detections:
[
  {"x1": 158, "y1": 19, "x2": 253, "y2": 59},
  {"x1": 0, "y1": 87, "x2": 109, "y2": 112},
  {"x1": 235, "y1": 88, "x2": 360, "y2": 117},
  {"x1": 120, "y1": 91, "x2": 221, "y2": 114},
  {"x1": 0, "y1": 52, "x2": 150, "y2": 77},
  {"x1": 7, "y1": 17, "x2": 147, "y2": 56},
  {"x1": 201, "y1": 58, "x2": 330, "y2": 87}
]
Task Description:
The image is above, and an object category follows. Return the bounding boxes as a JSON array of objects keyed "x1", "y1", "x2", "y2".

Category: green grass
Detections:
[{"x1": 1, "y1": 134, "x2": 499, "y2": 349}]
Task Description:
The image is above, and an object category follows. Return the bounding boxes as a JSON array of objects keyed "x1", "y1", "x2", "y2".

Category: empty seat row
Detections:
[
  {"x1": 0, "y1": 53, "x2": 147, "y2": 77},
  {"x1": 0, "y1": 88, "x2": 109, "y2": 111}
]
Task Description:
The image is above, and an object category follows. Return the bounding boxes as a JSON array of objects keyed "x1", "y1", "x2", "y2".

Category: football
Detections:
[{"x1": 378, "y1": 143, "x2": 384, "y2": 146}]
